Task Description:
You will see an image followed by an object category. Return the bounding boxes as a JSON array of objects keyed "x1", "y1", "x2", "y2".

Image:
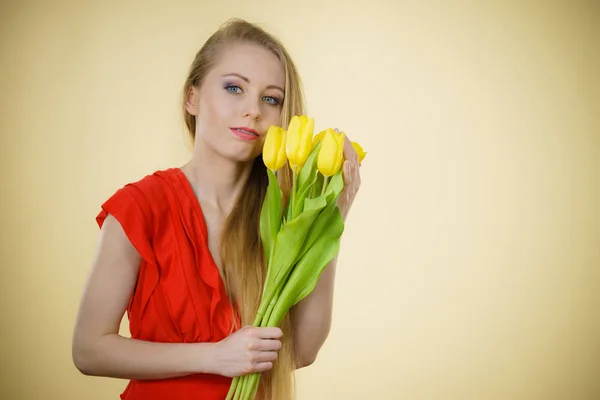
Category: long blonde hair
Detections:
[{"x1": 181, "y1": 18, "x2": 305, "y2": 400}]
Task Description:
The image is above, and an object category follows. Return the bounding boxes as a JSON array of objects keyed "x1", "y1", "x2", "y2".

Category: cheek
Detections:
[
  {"x1": 201, "y1": 93, "x2": 230, "y2": 124},
  {"x1": 197, "y1": 98, "x2": 238, "y2": 142},
  {"x1": 203, "y1": 104, "x2": 223, "y2": 128},
  {"x1": 261, "y1": 105, "x2": 282, "y2": 125}
]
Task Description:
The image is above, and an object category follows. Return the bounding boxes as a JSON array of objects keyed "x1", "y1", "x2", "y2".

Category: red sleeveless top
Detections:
[{"x1": 96, "y1": 168, "x2": 239, "y2": 400}]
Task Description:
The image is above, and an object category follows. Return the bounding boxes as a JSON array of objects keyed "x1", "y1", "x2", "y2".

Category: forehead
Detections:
[{"x1": 212, "y1": 42, "x2": 285, "y2": 88}]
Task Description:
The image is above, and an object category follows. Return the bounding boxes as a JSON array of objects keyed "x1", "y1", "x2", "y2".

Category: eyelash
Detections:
[{"x1": 224, "y1": 84, "x2": 282, "y2": 106}]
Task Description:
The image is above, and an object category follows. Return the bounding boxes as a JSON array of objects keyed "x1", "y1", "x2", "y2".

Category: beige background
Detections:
[{"x1": 1, "y1": 0, "x2": 598, "y2": 399}]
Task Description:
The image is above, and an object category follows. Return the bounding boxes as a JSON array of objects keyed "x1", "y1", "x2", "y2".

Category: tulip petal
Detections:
[
  {"x1": 317, "y1": 129, "x2": 338, "y2": 177},
  {"x1": 275, "y1": 130, "x2": 287, "y2": 170},
  {"x1": 263, "y1": 125, "x2": 286, "y2": 171},
  {"x1": 286, "y1": 116, "x2": 302, "y2": 167},
  {"x1": 312, "y1": 130, "x2": 326, "y2": 148},
  {"x1": 352, "y1": 141, "x2": 367, "y2": 163},
  {"x1": 286, "y1": 115, "x2": 315, "y2": 169}
]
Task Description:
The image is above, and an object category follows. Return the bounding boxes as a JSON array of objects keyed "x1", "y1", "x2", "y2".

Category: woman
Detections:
[{"x1": 72, "y1": 18, "x2": 361, "y2": 400}]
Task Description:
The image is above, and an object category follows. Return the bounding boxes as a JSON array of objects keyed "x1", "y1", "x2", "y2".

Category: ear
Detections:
[{"x1": 185, "y1": 86, "x2": 200, "y2": 116}]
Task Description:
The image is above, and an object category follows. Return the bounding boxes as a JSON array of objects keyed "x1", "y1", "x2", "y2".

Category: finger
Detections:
[
  {"x1": 350, "y1": 143, "x2": 359, "y2": 165},
  {"x1": 353, "y1": 159, "x2": 361, "y2": 181},
  {"x1": 342, "y1": 160, "x2": 352, "y2": 185},
  {"x1": 257, "y1": 338, "x2": 282, "y2": 351},
  {"x1": 343, "y1": 137, "x2": 358, "y2": 164},
  {"x1": 254, "y1": 327, "x2": 283, "y2": 339},
  {"x1": 252, "y1": 361, "x2": 274, "y2": 373},
  {"x1": 254, "y1": 350, "x2": 278, "y2": 363}
]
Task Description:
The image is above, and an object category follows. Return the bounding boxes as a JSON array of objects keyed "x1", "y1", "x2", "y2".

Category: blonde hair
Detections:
[{"x1": 181, "y1": 18, "x2": 304, "y2": 400}]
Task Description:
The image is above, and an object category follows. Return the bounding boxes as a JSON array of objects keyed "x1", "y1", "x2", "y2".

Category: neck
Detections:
[{"x1": 182, "y1": 140, "x2": 254, "y2": 214}]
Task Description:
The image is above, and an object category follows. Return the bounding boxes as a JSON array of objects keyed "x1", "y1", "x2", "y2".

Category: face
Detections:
[{"x1": 186, "y1": 42, "x2": 286, "y2": 163}]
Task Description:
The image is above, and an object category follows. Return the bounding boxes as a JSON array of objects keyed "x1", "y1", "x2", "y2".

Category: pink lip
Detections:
[
  {"x1": 230, "y1": 127, "x2": 261, "y2": 141},
  {"x1": 232, "y1": 127, "x2": 260, "y2": 135}
]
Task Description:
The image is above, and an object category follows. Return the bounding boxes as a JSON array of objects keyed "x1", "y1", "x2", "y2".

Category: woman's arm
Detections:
[
  {"x1": 72, "y1": 214, "x2": 219, "y2": 379},
  {"x1": 289, "y1": 256, "x2": 338, "y2": 368},
  {"x1": 72, "y1": 214, "x2": 282, "y2": 380}
]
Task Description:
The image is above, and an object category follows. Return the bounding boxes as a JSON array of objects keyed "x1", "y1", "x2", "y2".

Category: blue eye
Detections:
[
  {"x1": 263, "y1": 96, "x2": 281, "y2": 106},
  {"x1": 225, "y1": 84, "x2": 242, "y2": 94},
  {"x1": 224, "y1": 83, "x2": 281, "y2": 106}
]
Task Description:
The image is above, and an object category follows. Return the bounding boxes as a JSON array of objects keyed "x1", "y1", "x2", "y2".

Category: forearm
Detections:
[
  {"x1": 290, "y1": 256, "x2": 338, "y2": 367},
  {"x1": 72, "y1": 333, "x2": 219, "y2": 380}
]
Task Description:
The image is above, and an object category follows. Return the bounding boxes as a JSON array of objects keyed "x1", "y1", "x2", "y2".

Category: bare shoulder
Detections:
[{"x1": 96, "y1": 212, "x2": 143, "y2": 269}]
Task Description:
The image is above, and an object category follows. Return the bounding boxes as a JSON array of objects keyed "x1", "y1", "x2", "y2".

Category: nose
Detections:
[{"x1": 243, "y1": 97, "x2": 262, "y2": 121}]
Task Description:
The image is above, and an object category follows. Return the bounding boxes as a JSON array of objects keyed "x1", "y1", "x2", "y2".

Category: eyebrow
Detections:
[{"x1": 222, "y1": 73, "x2": 285, "y2": 94}]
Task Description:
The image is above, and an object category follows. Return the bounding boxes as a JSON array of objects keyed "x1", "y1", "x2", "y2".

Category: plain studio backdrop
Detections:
[{"x1": 1, "y1": 1, "x2": 598, "y2": 399}]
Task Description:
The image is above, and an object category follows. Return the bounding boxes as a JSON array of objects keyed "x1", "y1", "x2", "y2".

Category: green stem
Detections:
[
  {"x1": 252, "y1": 281, "x2": 277, "y2": 326},
  {"x1": 266, "y1": 298, "x2": 285, "y2": 328},
  {"x1": 233, "y1": 376, "x2": 243, "y2": 400},
  {"x1": 252, "y1": 246, "x2": 295, "y2": 328},
  {"x1": 321, "y1": 175, "x2": 329, "y2": 197},
  {"x1": 266, "y1": 276, "x2": 298, "y2": 328},
  {"x1": 288, "y1": 165, "x2": 297, "y2": 220},
  {"x1": 226, "y1": 376, "x2": 238, "y2": 400},
  {"x1": 253, "y1": 248, "x2": 276, "y2": 327},
  {"x1": 240, "y1": 375, "x2": 253, "y2": 400},
  {"x1": 242, "y1": 373, "x2": 259, "y2": 399},
  {"x1": 261, "y1": 283, "x2": 284, "y2": 327},
  {"x1": 250, "y1": 380, "x2": 260, "y2": 400}
]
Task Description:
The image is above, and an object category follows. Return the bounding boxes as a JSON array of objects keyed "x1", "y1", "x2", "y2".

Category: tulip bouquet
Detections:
[{"x1": 226, "y1": 116, "x2": 366, "y2": 400}]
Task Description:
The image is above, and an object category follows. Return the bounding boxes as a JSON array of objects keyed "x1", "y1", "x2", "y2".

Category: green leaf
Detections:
[
  {"x1": 297, "y1": 142, "x2": 321, "y2": 190},
  {"x1": 302, "y1": 190, "x2": 327, "y2": 212},
  {"x1": 312, "y1": 172, "x2": 324, "y2": 198},
  {"x1": 266, "y1": 206, "x2": 344, "y2": 326},
  {"x1": 298, "y1": 195, "x2": 344, "y2": 261},
  {"x1": 254, "y1": 205, "x2": 325, "y2": 324},
  {"x1": 269, "y1": 207, "x2": 323, "y2": 284},
  {"x1": 291, "y1": 143, "x2": 321, "y2": 219},
  {"x1": 290, "y1": 234, "x2": 341, "y2": 305},
  {"x1": 302, "y1": 168, "x2": 344, "y2": 213},
  {"x1": 289, "y1": 205, "x2": 344, "y2": 305},
  {"x1": 325, "y1": 169, "x2": 344, "y2": 203},
  {"x1": 293, "y1": 174, "x2": 318, "y2": 219},
  {"x1": 259, "y1": 169, "x2": 282, "y2": 283}
]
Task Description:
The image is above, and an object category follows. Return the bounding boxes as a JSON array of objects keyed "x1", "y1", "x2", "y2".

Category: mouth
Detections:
[{"x1": 230, "y1": 127, "x2": 261, "y2": 141}]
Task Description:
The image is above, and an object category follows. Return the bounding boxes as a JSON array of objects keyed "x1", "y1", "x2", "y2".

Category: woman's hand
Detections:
[
  {"x1": 336, "y1": 130, "x2": 362, "y2": 221},
  {"x1": 213, "y1": 326, "x2": 283, "y2": 377}
]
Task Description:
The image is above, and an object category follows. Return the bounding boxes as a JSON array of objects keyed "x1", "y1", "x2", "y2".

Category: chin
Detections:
[
  {"x1": 203, "y1": 133, "x2": 263, "y2": 164},
  {"x1": 227, "y1": 141, "x2": 263, "y2": 163},
  {"x1": 221, "y1": 148, "x2": 261, "y2": 164}
]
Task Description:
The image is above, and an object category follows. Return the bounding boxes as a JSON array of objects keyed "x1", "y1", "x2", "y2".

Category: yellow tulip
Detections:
[
  {"x1": 286, "y1": 115, "x2": 314, "y2": 170},
  {"x1": 351, "y1": 141, "x2": 367, "y2": 163},
  {"x1": 262, "y1": 125, "x2": 287, "y2": 171},
  {"x1": 317, "y1": 128, "x2": 345, "y2": 177},
  {"x1": 312, "y1": 129, "x2": 327, "y2": 148}
]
